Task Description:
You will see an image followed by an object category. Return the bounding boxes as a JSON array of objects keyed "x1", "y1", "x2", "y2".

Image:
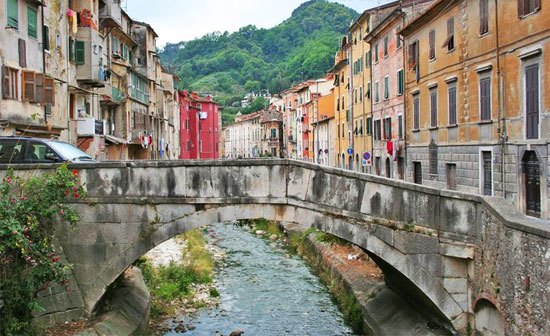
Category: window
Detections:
[
  {"x1": 366, "y1": 117, "x2": 372, "y2": 135},
  {"x1": 375, "y1": 157, "x2": 381, "y2": 175},
  {"x1": 413, "y1": 94, "x2": 420, "y2": 129},
  {"x1": 271, "y1": 128, "x2": 277, "y2": 138},
  {"x1": 430, "y1": 88, "x2": 438, "y2": 127},
  {"x1": 375, "y1": 43, "x2": 379, "y2": 63},
  {"x1": 354, "y1": 88, "x2": 357, "y2": 103},
  {"x1": 341, "y1": 123, "x2": 345, "y2": 138},
  {"x1": 360, "y1": 118, "x2": 364, "y2": 135},
  {"x1": 341, "y1": 96, "x2": 345, "y2": 110},
  {"x1": 442, "y1": 17, "x2": 455, "y2": 51},
  {"x1": 359, "y1": 86, "x2": 363, "y2": 102},
  {"x1": 22, "y1": 71, "x2": 34, "y2": 102},
  {"x1": 7, "y1": 0, "x2": 18, "y2": 29},
  {"x1": 396, "y1": 26, "x2": 402, "y2": 49},
  {"x1": 69, "y1": 37, "x2": 75, "y2": 62},
  {"x1": 429, "y1": 30, "x2": 435, "y2": 60},
  {"x1": 480, "y1": 76, "x2": 491, "y2": 121},
  {"x1": 429, "y1": 140, "x2": 438, "y2": 175},
  {"x1": 27, "y1": 7, "x2": 37, "y2": 38},
  {"x1": 480, "y1": 0, "x2": 489, "y2": 34},
  {"x1": 384, "y1": 76, "x2": 389, "y2": 100},
  {"x1": 374, "y1": 119, "x2": 381, "y2": 140},
  {"x1": 397, "y1": 70, "x2": 404, "y2": 95},
  {"x1": 448, "y1": 85, "x2": 457, "y2": 125},
  {"x1": 336, "y1": 97, "x2": 340, "y2": 111},
  {"x1": 75, "y1": 40, "x2": 85, "y2": 65},
  {"x1": 2, "y1": 66, "x2": 18, "y2": 100},
  {"x1": 518, "y1": 0, "x2": 541, "y2": 17},
  {"x1": 481, "y1": 151, "x2": 492, "y2": 195},
  {"x1": 398, "y1": 115, "x2": 403, "y2": 139},
  {"x1": 337, "y1": 120, "x2": 340, "y2": 138},
  {"x1": 408, "y1": 40, "x2": 418, "y2": 70},
  {"x1": 365, "y1": 51, "x2": 370, "y2": 67},
  {"x1": 384, "y1": 117, "x2": 392, "y2": 140},
  {"x1": 367, "y1": 82, "x2": 371, "y2": 99},
  {"x1": 447, "y1": 164, "x2": 457, "y2": 190},
  {"x1": 526, "y1": 63, "x2": 539, "y2": 139},
  {"x1": 43, "y1": 26, "x2": 50, "y2": 50},
  {"x1": 413, "y1": 162, "x2": 422, "y2": 184},
  {"x1": 375, "y1": 81, "x2": 379, "y2": 102},
  {"x1": 384, "y1": 36, "x2": 389, "y2": 57}
]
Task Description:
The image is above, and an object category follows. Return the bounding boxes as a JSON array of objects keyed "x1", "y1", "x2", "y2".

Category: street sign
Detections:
[
  {"x1": 362, "y1": 151, "x2": 372, "y2": 166},
  {"x1": 347, "y1": 148, "x2": 354, "y2": 155}
]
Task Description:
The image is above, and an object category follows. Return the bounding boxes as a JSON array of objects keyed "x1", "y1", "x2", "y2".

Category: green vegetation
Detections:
[
  {"x1": 134, "y1": 229, "x2": 215, "y2": 318},
  {"x1": 159, "y1": 0, "x2": 358, "y2": 124},
  {"x1": 0, "y1": 165, "x2": 86, "y2": 335}
]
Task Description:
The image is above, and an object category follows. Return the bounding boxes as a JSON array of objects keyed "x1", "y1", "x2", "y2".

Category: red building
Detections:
[{"x1": 179, "y1": 91, "x2": 220, "y2": 159}]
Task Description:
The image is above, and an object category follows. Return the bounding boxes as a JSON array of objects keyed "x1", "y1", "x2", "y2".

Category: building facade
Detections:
[
  {"x1": 222, "y1": 111, "x2": 261, "y2": 159},
  {"x1": 401, "y1": 0, "x2": 549, "y2": 219}
]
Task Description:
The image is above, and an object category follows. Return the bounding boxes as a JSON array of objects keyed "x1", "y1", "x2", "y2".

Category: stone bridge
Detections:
[{"x1": 3, "y1": 159, "x2": 549, "y2": 335}]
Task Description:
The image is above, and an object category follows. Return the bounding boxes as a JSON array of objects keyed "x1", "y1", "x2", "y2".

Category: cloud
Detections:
[{"x1": 124, "y1": 0, "x2": 393, "y2": 46}]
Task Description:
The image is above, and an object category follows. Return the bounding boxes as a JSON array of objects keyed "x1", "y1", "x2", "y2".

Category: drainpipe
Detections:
[
  {"x1": 494, "y1": 0, "x2": 506, "y2": 198},
  {"x1": 41, "y1": 4, "x2": 48, "y2": 125}
]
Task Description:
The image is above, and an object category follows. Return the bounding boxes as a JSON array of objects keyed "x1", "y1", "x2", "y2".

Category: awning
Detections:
[{"x1": 105, "y1": 135, "x2": 129, "y2": 144}]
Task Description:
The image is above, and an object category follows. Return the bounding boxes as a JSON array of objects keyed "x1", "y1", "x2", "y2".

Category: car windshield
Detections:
[{"x1": 47, "y1": 141, "x2": 94, "y2": 161}]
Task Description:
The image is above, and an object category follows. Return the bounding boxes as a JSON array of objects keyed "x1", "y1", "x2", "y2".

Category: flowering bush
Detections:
[{"x1": 0, "y1": 165, "x2": 86, "y2": 335}]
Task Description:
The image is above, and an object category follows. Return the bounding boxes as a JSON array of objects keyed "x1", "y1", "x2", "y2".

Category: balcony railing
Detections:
[{"x1": 112, "y1": 87, "x2": 124, "y2": 103}]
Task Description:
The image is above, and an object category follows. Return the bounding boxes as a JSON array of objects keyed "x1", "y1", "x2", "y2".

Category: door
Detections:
[
  {"x1": 413, "y1": 162, "x2": 422, "y2": 184},
  {"x1": 523, "y1": 151, "x2": 541, "y2": 217}
]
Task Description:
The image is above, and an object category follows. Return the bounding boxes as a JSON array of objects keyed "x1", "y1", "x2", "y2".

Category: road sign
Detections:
[
  {"x1": 347, "y1": 148, "x2": 354, "y2": 155},
  {"x1": 362, "y1": 151, "x2": 372, "y2": 166}
]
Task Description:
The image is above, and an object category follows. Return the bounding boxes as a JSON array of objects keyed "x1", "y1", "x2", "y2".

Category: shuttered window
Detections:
[
  {"x1": 480, "y1": 77, "x2": 491, "y2": 121},
  {"x1": 27, "y1": 7, "x2": 37, "y2": 38},
  {"x1": 384, "y1": 36, "x2": 389, "y2": 57},
  {"x1": 430, "y1": 88, "x2": 438, "y2": 127},
  {"x1": 448, "y1": 86, "x2": 457, "y2": 125},
  {"x1": 367, "y1": 82, "x2": 371, "y2": 99},
  {"x1": 22, "y1": 71, "x2": 35, "y2": 102},
  {"x1": 526, "y1": 63, "x2": 539, "y2": 139},
  {"x1": 75, "y1": 40, "x2": 85, "y2": 65},
  {"x1": 396, "y1": 26, "x2": 402, "y2": 48},
  {"x1": 413, "y1": 94, "x2": 420, "y2": 129},
  {"x1": 480, "y1": 0, "x2": 489, "y2": 35},
  {"x1": 375, "y1": 81, "x2": 379, "y2": 102},
  {"x1": 429, "y1": 140, "x2": 438, "y2": 175},
  {"x1": 482, "y1": 151, "x2": 492, "y2": 196},
  {"x1": 429, "y1": 30, "x2": 435, "y2": 60},
  {"x1": 366, "y1": 117, "x2": 372, "y2": 135},
  {"x1": 7, "y1": 0, "x2": 18, "y2": 29},
  {"x1": 518, "y1": 0, "x2": 541, "y2": 17},
  {"x1": 374, "y1": 119, "x2": 381, "y2": 140},
  {"x1": 44, "y1": 77, "x2": 55, "y2": 105},
  {"x1": 408, "y1": 41, "x2": 418, "y2": 70},
  {"x1": 2, "y1": 66, "x2": 18, "y2": 99},
  {"x1": 398, "y1": 115, "x2": 403, "y2": 139},
  {"x1": 397, "y1": 70, "x2": 404, "y2": 95},
  {"x1": 384, "y1": 117, "x2": 392, "y2": 140},
  {"x1": 384, "y1": 76, "x2": 389, "y2": 100},
  {"x1": 43, "y1": 25, "x2": 50, "y2": 50},
  {"x1": 442, "y1": 17, "x2": 455, "y2": 51},
  {"x1": 18, "y1": 38, "x2": 26, "y2": 67},
  {"x1": 33, "y1": 73, "x2": 43, "y2": 103},
  {"x1": 375, "y1": 44, "x2": 379, "y2": 63}
]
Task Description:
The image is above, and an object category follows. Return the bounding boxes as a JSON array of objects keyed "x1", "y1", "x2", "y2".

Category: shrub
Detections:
[{"x1": 0, "y1": 165, "x2": 86, "y2": 335}]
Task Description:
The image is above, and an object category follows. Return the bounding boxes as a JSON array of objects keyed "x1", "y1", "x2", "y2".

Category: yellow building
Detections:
[
  {"x1": 330, "y1": 48, "x2": 350, "y2": 169},
  {"x1": 401, "y1": 0, "x2": 549, "y2": 219}
]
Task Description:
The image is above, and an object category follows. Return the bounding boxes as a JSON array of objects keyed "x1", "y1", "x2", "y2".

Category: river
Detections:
[{"x1": 161, "y1": 222, "x2": 358, "y2": 336}]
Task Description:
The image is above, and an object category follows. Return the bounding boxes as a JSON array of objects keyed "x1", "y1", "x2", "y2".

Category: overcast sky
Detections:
[{"x1": 124, "y1": 0, "x2": 394, "y2": 47}]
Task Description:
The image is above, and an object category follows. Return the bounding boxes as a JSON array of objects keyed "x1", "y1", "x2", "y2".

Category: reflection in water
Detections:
[{"x1": 163, "y1": 223, "x2": 358, "y2": 336}]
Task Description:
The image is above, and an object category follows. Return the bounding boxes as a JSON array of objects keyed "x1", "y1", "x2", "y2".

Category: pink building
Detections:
[{"x1": 179, "y1": 91, "x2": 220, "y2": 159}]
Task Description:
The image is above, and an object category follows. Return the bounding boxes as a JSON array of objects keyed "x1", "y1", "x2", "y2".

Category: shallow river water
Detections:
[{"x1": 162, "y1": 223, "x2": 358, "y2": 336}]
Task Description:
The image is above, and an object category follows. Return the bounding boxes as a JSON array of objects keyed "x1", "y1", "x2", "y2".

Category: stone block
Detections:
[
  {"x1": 394, "y1": 231, "x2": 439, "y2": 254},
  {"x1": 443, "y1": 278, "x2": 467, "y2": 294},
  {"x1": 443, "y1": 256, "x2": 469, "y2": 278},
  {"x1": 369, "y1": 224, "x2": 394, "y2": 246},
  {"x1": 440, "y1": 242, "x2": 475, "y2": 259}
]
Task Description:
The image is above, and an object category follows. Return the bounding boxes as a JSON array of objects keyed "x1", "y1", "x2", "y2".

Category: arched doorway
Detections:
[
  {"x1": 474, "y1": 299, "x2": 505, "y2": 336},
  {"x1": 522, "y1": 151, "x2": 541, "y2": 217}
]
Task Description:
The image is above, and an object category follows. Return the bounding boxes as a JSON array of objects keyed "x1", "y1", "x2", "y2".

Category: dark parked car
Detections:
[{"x1": 0, "y1": 137, "x2": 96, "y2": 164}]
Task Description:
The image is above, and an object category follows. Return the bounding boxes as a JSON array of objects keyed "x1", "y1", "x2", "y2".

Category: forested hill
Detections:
[{"x1": 158, "y1": 0, "x2": 357, "y2": 107}]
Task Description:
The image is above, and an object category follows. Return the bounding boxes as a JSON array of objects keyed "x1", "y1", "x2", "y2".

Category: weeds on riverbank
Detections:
[{"x1": 134, "y1": 229, "x2": 214, "y2": 318}]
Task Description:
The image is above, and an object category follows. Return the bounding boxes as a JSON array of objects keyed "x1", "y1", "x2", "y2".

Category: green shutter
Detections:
[
  {"x1": 27, "y1": 7, "x2": 37, "y2": 38},
  {"x1": 75, "y1": 40, "x2": 85, "y2": 65},
  {"x1": 7, "y1": 0, "x2": 18, "y2": 28}
]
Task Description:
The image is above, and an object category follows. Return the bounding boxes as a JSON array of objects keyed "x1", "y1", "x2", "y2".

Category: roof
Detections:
[
  {"x1": 132, "y1": 21, "x2": 159, "y2": 38},
  {"x1": 400, "y1": 0, "x2": 458, "y2": 37},
  {"x1": 347, "y1": 0, "x2": 401, "y2": 32},
  {"x1": 364, "y1": 9, "x2": 404, "y2": 43}
]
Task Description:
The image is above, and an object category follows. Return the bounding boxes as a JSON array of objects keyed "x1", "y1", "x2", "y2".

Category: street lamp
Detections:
[{"x1": 315, "y1": 78, "x2": 327, "y2": 164}]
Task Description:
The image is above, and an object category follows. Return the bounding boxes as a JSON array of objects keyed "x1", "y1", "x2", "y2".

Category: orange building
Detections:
[{"x1": 401, "y1": 0, "x2": 549, "y2": 219}]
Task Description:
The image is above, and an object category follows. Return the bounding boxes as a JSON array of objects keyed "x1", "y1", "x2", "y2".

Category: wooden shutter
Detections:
[
  {"x1": 18, "y1": 39, "x2": 27, "y2": 68},
  {"x1": 480, "y1": 77, "x2": 491, "y2": 120},
  {"x1": 43, "y1": 26, "x2": 50, "y2": 50},
  {"x1": 518, "y1": 0, "x2": 525, "y2": 17},
  {"x1": 28, "y1": 7, "x2": 37, "y2": 38},
  {"x1": 430, "y1": 90, "x2": 437, "y2": 127},
  {"x1": 408, "y1": 43, "x2": 414, "y2": 69},
  {"x1": 33, "y1": 73, "x2": 44, "y2": 103},
  {"x1": 526, "y1": 64, "x2": 539, "y2": 139},
  {"x1": 449, "y1": 87, "x2": 457, "y2": 125},
  {"x1": 480, "y1": 0, "x2": 489, "y2": 35},
  {"x1": 7, "y1": 0, "x2": 18, "y2": 28},
  {"x1": 429, "y1": 30, "x2": 435, "y2": 59},
  {"x1": 2, "y1": 66, "x2": 10, "y2": 99},
  {"x1": 414, "y1": 95, "x2": 419, "y2": 129},
  {"x1": 75, "y1": 40, "x2": 85, "y2": 65},
  {"x1": 22, "y1": 71, "x2": 35, "y2": 102},
  {"x1": 534, "y1": 0, "x2": 541, "y2": 11}
]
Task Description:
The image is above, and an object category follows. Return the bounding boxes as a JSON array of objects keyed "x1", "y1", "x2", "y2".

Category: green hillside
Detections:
[{"x1": 158, "y1": 0, "x2": 358, "y2": 123}]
